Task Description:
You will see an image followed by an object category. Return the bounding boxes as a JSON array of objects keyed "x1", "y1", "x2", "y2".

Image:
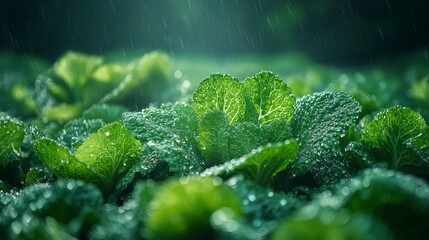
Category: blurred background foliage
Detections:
[{"x1": 1, "y1": 0, "x2": 428, "y2": 66}]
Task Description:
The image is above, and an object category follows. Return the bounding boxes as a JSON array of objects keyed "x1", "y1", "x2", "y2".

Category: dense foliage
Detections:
[{"x1": 1, "y1": 51, "x2": 429, "y2": 239}]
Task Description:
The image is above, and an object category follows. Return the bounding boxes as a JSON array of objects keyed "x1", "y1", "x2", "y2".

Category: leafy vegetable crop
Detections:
[{"x1": 1, "y1": 51, "x2": 429, "y2": 239}]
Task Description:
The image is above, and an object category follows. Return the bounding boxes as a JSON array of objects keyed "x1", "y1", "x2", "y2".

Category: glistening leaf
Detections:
[
  {"x1": 56, "y1": 118, "x2": 106, "y2": 153},
  {"x1": 197, "y1": 110, "x2": 292, "y2": 165},
  {"x1": 193, "y1": 73, "x2": 246, "y2": 124},
  {"x1": 243, "y1": 71, "x2": 296, "y2": 125},
  {"x1": 361, "y1": 106, "x2": 429, "y2": 174},
  {"x1": 0, "y1": 117, "x2": 25, "y2": 164},
  {"x1": 290, "y1": 91, "x2": 361, "y2": 184},
  {"x1": 197, "y1": 111, "x2": 231, "y2": 165},
  {"x1": 123, "y1": 103, "x2": 204, "y2": 176},
  {"x1": 35, "y1": 138, "x2": 94, "y2": 182},
  {"x1": 35, "y1": 122, "x2": 142, "y2": 194},
  {"x1": 202, "y1": 140, "x2": 298, "y2": 186}
]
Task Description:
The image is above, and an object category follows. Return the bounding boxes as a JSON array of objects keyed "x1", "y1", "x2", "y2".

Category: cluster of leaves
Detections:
[
  {"x1": 3, "y1": 50, "x2": 174, "y2": 123},
  {"x1": 1, "y1": 51, "x2": 429, "y2": 240}
]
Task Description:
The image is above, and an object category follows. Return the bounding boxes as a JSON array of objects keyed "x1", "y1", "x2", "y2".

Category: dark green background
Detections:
[{"x1": 1, "y1": 0, "x2": 428, "y2": 65}]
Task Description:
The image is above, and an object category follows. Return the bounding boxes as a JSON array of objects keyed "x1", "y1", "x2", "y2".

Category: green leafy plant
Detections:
[
  {"x1": 0, "y1": 117, "x2": 25, "y2": 165},
  {"x1": 360, "y1": 106, "x2": 429, "y2": 174},
  {"x1": 0, "y1": 179, "x2": 104, "y2": 240},
  {"x1": 123, "y1": 102, "x2": 204, "y2": 176},
  {"x1": 272, "y1": 206, "x2": 392, "y2": 240},
  {"x1": 243, "y1": 71, "x2": 295, "y2": 124},
  {"x1": 197, "y1": 110, "x2": 292, "y2": 165},
  {"x1": 316, "y1": 168, "x2": 429, "y2": 240},
  {"x1": 202, "y1": 140, "x2": 298, "y2": 186},
  {"x1": 194, "y1": 71, "x2": 295, "y2": 166},
  {"x1": 35, "y1": 122, "x2": 142, "y2": 194},
  {"x1": 1, "y1": 50, "x2": 429, "y2": 239},
  {"x1": 287, "y1": 91, "x2": 361, "y2": 185},
  {"x1": 35, "y1": 51, "x2": 173, "y2": 123},
  {"x1": 193, "y1": 73, "x2": 246, "y2": 124},
  {"x1": 144, "y1": 176, "x2": 242, "y2": 240}
]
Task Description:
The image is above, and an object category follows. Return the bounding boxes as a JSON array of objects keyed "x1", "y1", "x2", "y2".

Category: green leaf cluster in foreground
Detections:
[
  {"x1": 1, "y1": 51, "x2": 429, "y2": 239},
  {"x1": 35, "y1": 122, "x2": 142, "y2": 195}
]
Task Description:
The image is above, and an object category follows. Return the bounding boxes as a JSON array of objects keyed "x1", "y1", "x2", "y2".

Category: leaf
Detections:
[
  {"x1": 91, "y1": 63, "x2": 127, "y2": 85},
  {"x1": 145, "y1": 176, "x2": 242, "y2": 240},
  {"x1": 54, "y1": 51, "x2": 103, "y2": 89},
  {"x1": 272, "y1": 206, "x2": 392, "y2": 240},
  {"x1": 227, "y1": 121, "x2": 287, "y2": 161},
  {"x1": 56, "y1": 118, "x2": 106, "y2": 153},
  {"x1": 224, "y1": 175, "x2": 304, "y2": 230},
  {"x1": 123, "y1": 103, "x2": 204, "y2": 176},
  {"x1": 193, "y1": 73, "x2": 246, "y2": 124},
  {"x1": 318, "y1": 168, "x2": 429, "y2": 240},
  {"x1": 109, "y1": 153, "x2": 171, "y2": 203},
  {"x1": 197, "y1": 111, "x2": 293, "y2": 165},
  {"x1": 361, "y1": 106, "x2": 429, "y2": 174},
  {"x1": 290, "y1": 91, "x2": 361, "y2": 184},
  {"x1": 74, "y1": 122, "x2": 142, "y2": 192},
  {"x1": 35, "y1": 122, "x2": 142, "y2": 194},
  {"x1": 101, "y1": 51, "x2": 173, "y2": 108},
  {"x1": 243, "y1": 71, "x2": 296, "y2": 124},
  {"x1": 35, "y1": 138, "x2": 95, "y2": 183},
  {"x1": 0, "y1": 179, "x2": 103, "y2": 239},
  {"x1": 231, "y1": 120, "x2": 293, "y2": 156},
  {"x1": 24, "y1": 167, "x2": 54, "y2": 186},
  {"x1": 202, "y1": 140, "x2": 298, "y2": 186},
  {"x1": 41, "y1": 103, "x2": 83, "y2": 123},
  {"x1": 197, "y1": 111, "x2": 231, "y2": 165},
  {"x1": 89, "y1": 203, "x2": 139, "y2": 240},
  {"x1": 406, "y1": 127, "x2": 429, "y2": 172},
  {"x1": 0, "y1": 117, "x2": 25, "y2": 164}
]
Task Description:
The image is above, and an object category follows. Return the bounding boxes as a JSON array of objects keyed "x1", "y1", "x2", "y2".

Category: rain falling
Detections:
[{"x1": 1, "y1": 0, "x2": 429, "y2": 239}]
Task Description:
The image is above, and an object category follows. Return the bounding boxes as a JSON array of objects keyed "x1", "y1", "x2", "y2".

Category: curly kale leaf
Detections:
[
  {"x1": 361, "y1": 106, "x2": 429, "y2": 174},
  {"x1": 289, "y1": 91, "x2": 361, "y2": 184},
  {"x1": 123, "y1": 102, "x2": 205, "y2": 176},
  {"x1": 243, "y1": 71, "x2": 296, "y2": 125}
]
